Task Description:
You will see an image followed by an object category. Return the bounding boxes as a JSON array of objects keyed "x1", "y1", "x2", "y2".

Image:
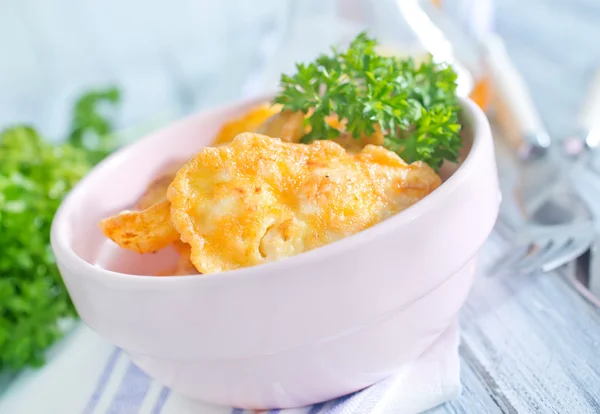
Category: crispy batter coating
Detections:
[
  {"x1": 135, "y1": 175, "x2": 172, "y2": 210},
  {"x1": 167, "y1": 133, "x2": 440, "y2": 274},
  {"x1": 255, "y1": 110, "x2": 305, "y2": 143},
  {"x1": 99, "y1": 200, "x2": 179, "y2": 254},
  {"x1": 132, "y1": 161, "x2": 198, "y2": 275},
  {"x1": 135, "y1": 161, "x2": 186, "y2": 210},
  {"x1": 212, "y1": 103, "x2": 281, "y2": 145},
  {"x1": 255, "y1": 110, "x2": 385, "y2": 152},
  {"x1": 332, "y1": 126, "x2": 385, "y2": 153},
  {"x1": 172, "y1": 239, "x2": 190, "y2": 255},
  {"x1": 100, "y1": 161, "x2": 196, "y2": 272}
]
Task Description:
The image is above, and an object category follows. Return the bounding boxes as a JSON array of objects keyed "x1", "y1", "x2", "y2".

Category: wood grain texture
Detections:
[
  {"x1": 427, "y1": 0, "x2": 600, "y2": 410},
  {"x1": 426, "y1": 227, "x2": 600, "y2": 413}
]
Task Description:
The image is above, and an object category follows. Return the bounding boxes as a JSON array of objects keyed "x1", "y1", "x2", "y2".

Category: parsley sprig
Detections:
[
  {"x1": 273, "y1": 32, "x2": 462, "y2": 170},
  {"x1": 0, "y1": 88, "x2": 120, "y2": 372}
]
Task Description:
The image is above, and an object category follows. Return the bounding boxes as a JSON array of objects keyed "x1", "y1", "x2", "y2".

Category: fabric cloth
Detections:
[{"x1": 0, "y1": 319, "x2": 461, "y2": 414}]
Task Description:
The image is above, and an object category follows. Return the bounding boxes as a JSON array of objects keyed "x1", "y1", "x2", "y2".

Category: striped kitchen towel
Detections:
[{"x1": 0, "y1": 319, "x2": 460, "y2": 414}]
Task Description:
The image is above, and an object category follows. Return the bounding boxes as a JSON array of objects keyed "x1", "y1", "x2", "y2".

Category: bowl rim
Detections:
[{"x1": 51, "y1": 95, "x2": 492, "y2": 286}]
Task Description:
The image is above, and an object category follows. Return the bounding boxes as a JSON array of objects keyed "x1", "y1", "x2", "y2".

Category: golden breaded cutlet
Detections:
[{"x1": 167, "y1": 133, "x2": 441, "y2": 274}]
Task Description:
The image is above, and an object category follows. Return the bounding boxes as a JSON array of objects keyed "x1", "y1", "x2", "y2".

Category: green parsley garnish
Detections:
[
  {"x1": 0, "y1": 88, "x2": 120, "y2": 372},
  {"x1": 68, "y1": 87, "x2": 121, "y2": 165},
  {"x1": 273, "y1": 32, "x2": 462, "y2": 170}
]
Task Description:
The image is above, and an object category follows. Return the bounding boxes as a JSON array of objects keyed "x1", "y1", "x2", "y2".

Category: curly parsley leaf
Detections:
[
  {"x1": 273, "y1": 32, "x2": 462, "y2": 170},
  {"x1": 68, "y1": 87, "x2": 121, "y2": 164},
  {"x1": 0, "y1": 87, "x2": 120, "y2": 372}
]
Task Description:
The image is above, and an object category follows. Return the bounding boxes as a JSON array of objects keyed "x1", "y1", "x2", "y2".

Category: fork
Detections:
[{"x1": 483, "y1": 35, "x2": 596, "y2": 276}]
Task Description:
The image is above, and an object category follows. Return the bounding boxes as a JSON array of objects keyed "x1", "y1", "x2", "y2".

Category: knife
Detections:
[{"x1": 482, "y1": 34, "x2": 566, "y2": 219}]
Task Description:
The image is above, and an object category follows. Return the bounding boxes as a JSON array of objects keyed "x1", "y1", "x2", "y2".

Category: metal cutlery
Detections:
[
  {"x1": 569, "y1": 69, "x2": 600, "y2": 305},
  {"x1": 482, "y1": 35, "x2": 596, "y2": 276}
]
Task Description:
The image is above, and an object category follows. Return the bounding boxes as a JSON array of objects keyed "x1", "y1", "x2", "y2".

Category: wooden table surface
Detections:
[
  {"x1": 430, "y1": 1, "x2": 600, "y2": 412},
  {"x1": 2, "y1": 0, "x2": 600, "y2": 412},
  {"x1": 429, "y1": 192, "x2": 600, "y2": 413}
]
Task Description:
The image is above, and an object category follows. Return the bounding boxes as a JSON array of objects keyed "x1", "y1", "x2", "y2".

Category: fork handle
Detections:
[{"x1": 482, "y1": 35, "x2": 551, "y2": 158}]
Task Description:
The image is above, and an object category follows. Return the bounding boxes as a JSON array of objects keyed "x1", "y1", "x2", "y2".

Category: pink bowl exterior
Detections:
[
  {"x1": 128, "y1": 258, "x2": 476, "y2": 409},
  {"x1": 51, "y1": 95, "x2": 500, "y2": 409}
]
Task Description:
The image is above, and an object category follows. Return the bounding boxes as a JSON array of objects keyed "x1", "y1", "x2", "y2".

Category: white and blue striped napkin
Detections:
[{"x1": 0, "y1": 319, "x2": 460, "y2": 414}]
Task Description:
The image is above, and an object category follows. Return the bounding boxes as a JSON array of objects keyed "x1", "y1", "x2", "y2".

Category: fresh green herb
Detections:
[
  {"x1": 273, "y1": 32, "x2": 462, "y2": 170},
  {"x1": 0, "y1": 87, "x2": 120, "y2": 372},
  {"x1": 68, "y1": 87, "x2": 121, "y2": 164}
]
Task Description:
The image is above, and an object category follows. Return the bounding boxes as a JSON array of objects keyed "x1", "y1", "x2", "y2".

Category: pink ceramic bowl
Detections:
[{"x1": 51, "y1": 95, "x2": 500, "y2": 409}]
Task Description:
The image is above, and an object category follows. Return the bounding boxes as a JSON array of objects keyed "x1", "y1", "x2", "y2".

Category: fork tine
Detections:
[
  {"x1": 517, "y1": 238, "x2": 568, "y2": 273},
  {"x1": 541, "y1": 236, "x2": 593, "y2": 272},
  {"x1": 489, "y1": 221, "x2": 595, "y2": 277}
]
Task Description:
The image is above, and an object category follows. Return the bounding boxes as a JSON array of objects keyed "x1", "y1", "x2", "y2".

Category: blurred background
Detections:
[{"x1": 2, "y1": 0, "x2": 599, "y2": 142}]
